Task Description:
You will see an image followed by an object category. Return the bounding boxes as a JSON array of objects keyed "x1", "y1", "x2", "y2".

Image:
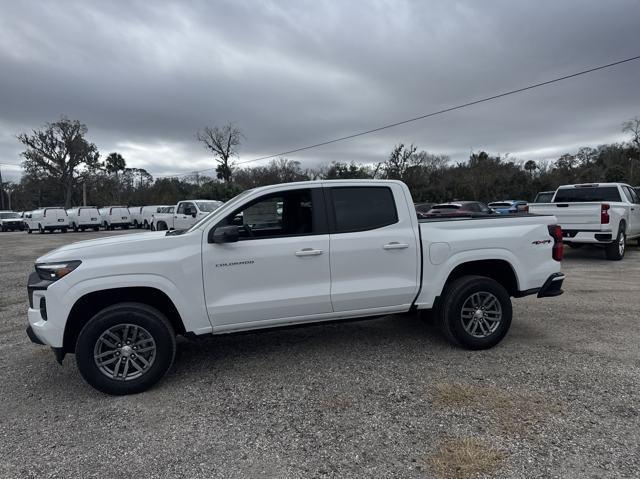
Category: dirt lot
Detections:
[{"x1": 0, "y1": 230, "x2": 638, "y2": 478}]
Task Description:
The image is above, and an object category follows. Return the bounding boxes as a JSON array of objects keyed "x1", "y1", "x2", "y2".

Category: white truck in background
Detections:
[
  {"x1": 24, "y1": 208, "x2": 69, "y2": 233},
  {"x1": 100, "y1": 206, "x2": 131, "y2": 230},
  {"x1": 150, "y1": 206, "x2": 175, "y2": 231},
  {"x1": 529, "y1": 182, "x2": 640, "y2": 260},
  {"x1": 67, "y1": 207, "x2": 101, "y2": 232},
  {"x1": 160, "y1": 199, "x2": 224, "y2": 230},
  {"x1": 26, "y1": 180, "x2": 565, "y2": 395}
]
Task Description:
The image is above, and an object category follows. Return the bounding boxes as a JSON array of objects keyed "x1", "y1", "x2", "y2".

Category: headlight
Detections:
[{"x1": 35, "y1": 260, "x2": 82, "y2": 281}]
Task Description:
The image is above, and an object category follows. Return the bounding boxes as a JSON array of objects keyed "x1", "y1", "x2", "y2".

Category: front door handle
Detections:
[
  {"x1": 383, "y1": 242, "x2": 409, "y2": 250},
  {"x1": 295, "y1": 248, "x2": 323, "y2": 257}
]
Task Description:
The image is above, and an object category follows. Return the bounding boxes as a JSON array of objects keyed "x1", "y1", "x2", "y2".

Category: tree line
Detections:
[{"x1": 2, "y1": 115, "x2": 639, "y2": 211}]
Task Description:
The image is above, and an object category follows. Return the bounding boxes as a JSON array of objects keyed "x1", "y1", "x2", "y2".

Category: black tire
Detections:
[
  {"x1": 75, "y1": 302, "x2": 176, "y2": 395},
  {"x1": 156, "y1": 221, "x2": 167, "y2": 231},
  {"x1": 567, "y1": 243, "x2": 583, "y2": 249},
  {"x1": 61, "y1": 227, "x2": 68, "y2": 233},
  {"x1": 605, "y1": 224, "x2": 625, "y2": 261},
  {"x1": 438, "y1": 275, "x2": 512, "y2": 350},
  {"x1": 133, "y1": 220, "x2": 139, "y2": 229},
  {"x1": 143, "y1": 220, "x2": 149, "y2": 230},
  {"x1": 38, "y1": 224, "x2": 44, "y2": 234},
  {"x1": 123, "y1": 224, "x2": 129, "y2": 230},
  {"x1": 93, "y1": 226, "x2": 99, "y2": 231},
  {"x1": 80, "y1": 227, "x2": 85, "y2": 232},
  {"x1": 72, "y1": 222, "x2": 79, "y2": 232},
  {"x1": 27, "y1": 228, "x2": 32, "y2": 234}
]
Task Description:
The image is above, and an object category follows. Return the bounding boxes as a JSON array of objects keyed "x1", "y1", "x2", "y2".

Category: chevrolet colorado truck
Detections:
[
  {"x1": 26, "y1": 180, "x2": 565, "y2": 395},
  {"x1": 529, "y1": 182, "x2": 640, "y2": 260}
]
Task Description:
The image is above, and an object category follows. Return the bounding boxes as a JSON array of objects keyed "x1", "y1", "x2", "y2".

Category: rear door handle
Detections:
[
  {"x1": 383, "y1": 242, "x2": 409, "y2": 250},
  {"x1": 295, "y1": 248, "x2": 323, "y2": 257}
]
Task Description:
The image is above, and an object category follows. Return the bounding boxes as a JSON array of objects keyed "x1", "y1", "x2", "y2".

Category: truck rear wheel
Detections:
[
  {"x1": 75, "y1": 302, "x2": 176, "y2": 395},
  {"x1": 438, "y1": 275, "x2": 512, "y2": 350},
  {"x1": 605, "y1": 225, "x2": 625, "y2": 260}
]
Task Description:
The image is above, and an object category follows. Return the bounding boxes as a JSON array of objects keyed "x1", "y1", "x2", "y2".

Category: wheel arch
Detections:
[
  {"x1": 63, "y1": 287, "x2": 186, "y2": 353},
  {"x1": 441, "y1": 259, "x2": 519, "y2": 297}
]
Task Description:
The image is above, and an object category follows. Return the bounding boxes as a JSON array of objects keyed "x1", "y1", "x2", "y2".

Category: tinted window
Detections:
[
  {"x1": 553, "y1": 187, "x2": 621, "y2": 202},
  {"x1": 220, "y1": 189, "x2": 318, "y2": 240},
  {"x1": 623, "y1": 186, "x2": 639, "y2": 204},
  {"x1": 330, "y1": 187, "x2": 398, "y2": 233},
  {"x1": 534, "y1": 192, "x2": 554, "y2": 203},
  {"x1": 177, "y1": 202, "x2": 194, "y2": 214}
]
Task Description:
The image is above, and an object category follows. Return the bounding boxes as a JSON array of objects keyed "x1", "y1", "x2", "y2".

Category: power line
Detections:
[{"x1": 156, "y1": 53, "x2": 640, "y2": 178}]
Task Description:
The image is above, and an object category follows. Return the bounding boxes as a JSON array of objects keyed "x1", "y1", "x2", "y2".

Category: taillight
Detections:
[
  {"x1": 548, "y1": 224, "x2": 563, "y2": 261},
  {"x1": 523, "y1": 205, "x2": 529, "y2": 213},
  {"x1": 600, "y1": 204, "x2": 610, "y2": 224}
]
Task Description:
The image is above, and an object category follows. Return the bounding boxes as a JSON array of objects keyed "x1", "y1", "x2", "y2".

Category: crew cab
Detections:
[
  {"x1": 529, "y1": 183, "x2": 640, "y2": 260},
  {"x1": 26, "y1": 180, "x2": 565, "y2": 395}
]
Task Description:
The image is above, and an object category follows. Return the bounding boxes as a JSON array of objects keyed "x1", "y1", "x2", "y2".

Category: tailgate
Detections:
[{"x1": 529, "y1": 203, "x2": 601, "y2": 225}]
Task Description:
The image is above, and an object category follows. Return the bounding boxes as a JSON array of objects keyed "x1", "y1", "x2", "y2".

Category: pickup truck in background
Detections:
[
  {"x1": 166, "y1": 199, "x2": 224, "y2": 230},
  {"x1": 151, "y1": 206, "x2": 175, "y2": 231},
  {"x1": 529, "y1": 182, "x2": 640, "y2": 260},
  {"x1": 26, "y1": 180, "x2": 565, "y2": 395}
]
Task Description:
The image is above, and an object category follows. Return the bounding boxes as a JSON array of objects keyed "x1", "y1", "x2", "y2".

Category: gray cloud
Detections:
[{"x1": 1, "y1": 0, "x2": 639, "y2": 182}]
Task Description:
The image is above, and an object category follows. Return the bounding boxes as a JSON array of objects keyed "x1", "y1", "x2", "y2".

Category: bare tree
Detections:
[
  {"x1": 623, "y1": 117, "x2": 640, "y2": 181},
  {"x1": 17, "y1": 116, "x2": 100, "y2": 208},
  {"x1": 196, "y1": 123, "x2": 243, "y2": 182}
]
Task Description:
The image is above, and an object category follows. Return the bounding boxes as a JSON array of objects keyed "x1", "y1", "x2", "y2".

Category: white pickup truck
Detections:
[
  {"x1": 26, "y1": 180, "x2": 565, "y2": 395},
  {"x1": 529, "y1": 182, "x2": 640, "y2": 260},
  {"x1": 161, "y1": 199, "x2": 224, "y2": 230}
]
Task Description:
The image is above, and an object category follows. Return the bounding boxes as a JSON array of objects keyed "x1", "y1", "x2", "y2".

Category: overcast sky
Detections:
[{"x1": 1, "y1": 0, "x2": 639, "y2": 182}]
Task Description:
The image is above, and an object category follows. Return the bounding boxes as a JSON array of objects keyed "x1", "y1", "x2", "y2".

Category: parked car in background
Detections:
[
  {"x1": 101, "y1": 206, "x2": 130, "y2": 230},
  {"x1": 128, "y1": 206, "x2": 143, "y2": 228},
  {"x1": 140, "y1": 205, "x2": 169, "y2": 229},
  {"x1": 488, "y1": 200, "x2": 528, "y2": 214},
  {"x1": 151, "y1": 206, "x2": 175, "y2": 231},
  {"x1": 426, "y1": 201, "x2": 495, "y2": 217},
  {"x1": 25, "y1": 207, "x2": 69, "y2": 233},
  {"x1": 67, "y1": 207, "x2": 101, "y2": 232},
  {"x1": 414, "y1": 202, "x2": 435, "y2": 219},
  {"x1": 0, "y1": 211, "x2": 25, "y2": 231},
  {"x1": 25, "y1": 179, "x2": 565, "y2": 394},
  {"x1": 534, "y1": 191, "x2": 555, "y2": 203},
  {"x1": 162, "y1": 199, "x2": 224, "y2": 230},
  {"x1": 529, "y1": 182, "x2": 640, "y2": 260}
]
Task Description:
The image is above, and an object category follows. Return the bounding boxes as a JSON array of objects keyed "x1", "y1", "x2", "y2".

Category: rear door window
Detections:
[
  {"x1": 329, "y1": 187, "x2": 398, "y2": 233},
  {"x1": 553, "y1": 187, "x2": 622, "y2": 202}
]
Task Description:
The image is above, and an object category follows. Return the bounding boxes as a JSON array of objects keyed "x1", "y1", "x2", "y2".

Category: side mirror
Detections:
[
  {"x1": 209, "y1": 225, "x2": 239, "y2": 243},
  {"x1": 191, "y1": 211, "x2": 197, "y2": 218}
]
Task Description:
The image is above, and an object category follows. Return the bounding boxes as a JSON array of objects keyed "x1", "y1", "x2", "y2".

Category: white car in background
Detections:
[
  {"x1": 67, "y1": 207, "x2": 101, "y2": 232},
  {"x1": 25, "y1": 207, "x2": 69, "y2": 233},
  {"x1": 169, "y1": 200, "x2": 224, "y2": 230},
  {"x1": 100, "y1": 206, "x2": 131, "y2": 230},
  {"x1": 150, "y1": 206, "x2": 175, "y2": 231}
]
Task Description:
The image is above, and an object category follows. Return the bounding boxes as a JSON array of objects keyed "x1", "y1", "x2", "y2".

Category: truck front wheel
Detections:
[
  {"x1": 438, "y1": 275, "x2": 512, "y2": 350},
  {"x1": 75, "y1": 303, "x2": 176, "y2": 395}
]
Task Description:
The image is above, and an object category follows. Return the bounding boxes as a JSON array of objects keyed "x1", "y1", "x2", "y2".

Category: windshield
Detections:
[
  {"x1": 534, "y1": 192, "x2": 554, "y2": 203},
  {"x1": 196, "y1": 201, "x2": 223, "y2": 212},
  {"x1": 0, "y1": 212, "x2": 19, "y2": 219},
  {"x1": 553, "y1": 187, "x2": 621, "y2": 203}
]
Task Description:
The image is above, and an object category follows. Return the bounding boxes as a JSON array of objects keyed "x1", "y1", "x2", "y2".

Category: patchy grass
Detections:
[
  {"x1": 431, "y1": 382, "x2": 563, "y2": 435},
  {"x1": 429, "y1": 437, "x2": 505, "y2": 479}
]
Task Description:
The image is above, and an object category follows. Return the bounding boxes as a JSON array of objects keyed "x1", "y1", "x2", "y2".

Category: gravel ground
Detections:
[{"x1": 0, "y1": 230, "x2": 638, "y2": 478}]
